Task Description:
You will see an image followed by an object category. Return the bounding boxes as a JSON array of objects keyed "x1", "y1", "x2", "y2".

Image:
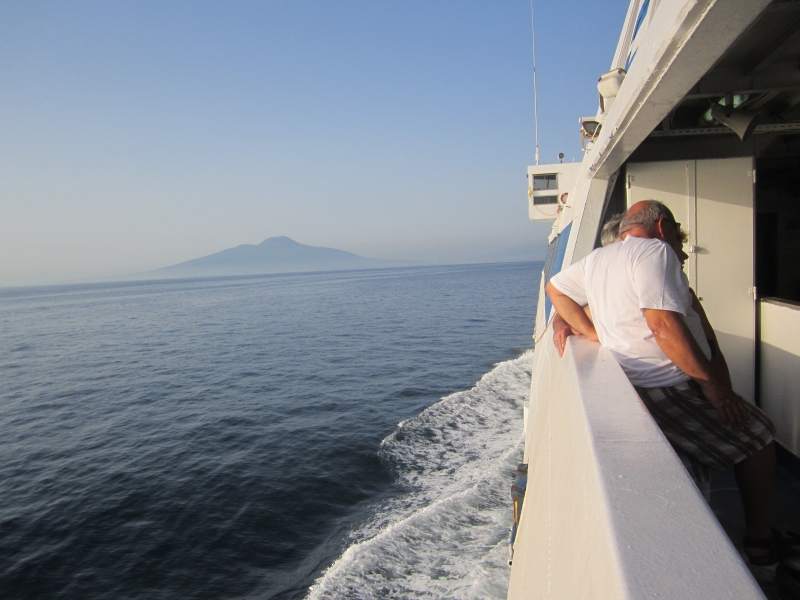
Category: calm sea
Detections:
[{"x1": 0, "y1": 262, "x2": 540, "y2": 599}]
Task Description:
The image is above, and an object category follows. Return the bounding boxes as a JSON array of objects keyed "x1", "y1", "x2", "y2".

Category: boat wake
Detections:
[{"x1": 306, "y1": 351, "x2": 533, "y2": 599}]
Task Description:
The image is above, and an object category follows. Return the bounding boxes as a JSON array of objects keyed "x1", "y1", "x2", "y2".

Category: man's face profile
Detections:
[{"x1": 658, "y1": 215, "x2": 689, "y2": 265}]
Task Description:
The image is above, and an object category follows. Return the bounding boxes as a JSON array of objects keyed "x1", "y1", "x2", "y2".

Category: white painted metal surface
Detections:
[
  {"x1": 507, "y1": 336, "x2": 764, "y2": 600},
  {"x1": 760, "y1": 299, "x2": 800, "y2": 457},
  {"x1": 627, "y1": 158, "x2": 756, "y2": 402},
  {"x1": 695, "y1": 158, "x2": 756, "y2": 402}
]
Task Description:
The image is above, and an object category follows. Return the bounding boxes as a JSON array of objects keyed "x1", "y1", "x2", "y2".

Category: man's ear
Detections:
[{"x1": 654, "y1": 218, "x2": 666, "y2": 240}]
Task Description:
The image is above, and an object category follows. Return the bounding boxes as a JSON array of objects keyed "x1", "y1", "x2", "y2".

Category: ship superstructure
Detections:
[{"x1": 509, "y1": 0, "x2": 800, "y2": 597}]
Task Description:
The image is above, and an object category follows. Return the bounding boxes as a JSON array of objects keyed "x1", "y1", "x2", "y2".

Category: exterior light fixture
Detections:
[
  {"x1": 579, "y1": 117, "x2": 602, "y2": 150},
  {"x1": 598, "y1": 68, "x2": 626, "y2": 113}
]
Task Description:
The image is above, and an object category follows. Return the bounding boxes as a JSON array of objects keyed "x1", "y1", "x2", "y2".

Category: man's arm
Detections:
[
  {"x1": 643, "y1": 308, "x2": 749, "y2": 429},
  {"x1": 545, "y1": 282, "x2": 598, "y2": 342},
  {"x1": 553, "y1": 308, "x2": 595, "y2": 357},
  {"x1": 552, "y1": 313, "x2": 572, "y2": 358},
  {"x1": 690, "y1": 290, "x2": 732, "y2": 387}
]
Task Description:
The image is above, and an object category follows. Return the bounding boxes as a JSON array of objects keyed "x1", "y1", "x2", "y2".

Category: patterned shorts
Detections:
[{"x1": 634, "y1": 381, "x2": 776, "y2": 470}]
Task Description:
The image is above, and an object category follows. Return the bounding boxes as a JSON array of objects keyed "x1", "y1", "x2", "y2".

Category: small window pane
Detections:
[
  {"x1": 533, "y1": 195, "x2": 558, "y2": 205},
  {"x1": 543, "y1": 223, "x2": 573, "y2": 320},
  {"x1": 533, "y1": 174, "x2": 558, "y2": 190}
]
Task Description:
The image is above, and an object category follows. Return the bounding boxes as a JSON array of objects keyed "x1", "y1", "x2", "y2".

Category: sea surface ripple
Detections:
[{"x1": 0, "y1": 262, "x2": 540, "y2": 599}]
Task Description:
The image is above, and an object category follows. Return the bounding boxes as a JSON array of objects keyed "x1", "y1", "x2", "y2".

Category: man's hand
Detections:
[
  {"x1": 552, "y1": 313, "x2": 581, "y2": 358},
  {"x1": 643, "y1": 308, "x2": 750, "y2": 430},
  {"x1": 697, "y1": 380, "x2": 751, "y2": 431}
]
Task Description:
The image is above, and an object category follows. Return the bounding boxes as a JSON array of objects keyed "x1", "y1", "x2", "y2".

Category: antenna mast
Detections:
[{"x1": 530, "y1": 0, "x2": 540, "y2": 166}]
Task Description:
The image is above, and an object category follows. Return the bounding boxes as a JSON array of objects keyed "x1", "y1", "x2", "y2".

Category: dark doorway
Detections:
[{"x1": 755, "y1": 158, "x2": 800, "y2": 303}]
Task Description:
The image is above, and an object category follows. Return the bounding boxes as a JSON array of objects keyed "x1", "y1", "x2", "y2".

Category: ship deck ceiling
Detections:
[{"x1": 647, "y1": 0, "x2": 800, "y2": 150}]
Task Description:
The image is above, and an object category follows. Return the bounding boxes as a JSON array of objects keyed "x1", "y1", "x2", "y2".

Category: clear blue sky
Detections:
[{"x1": 0, "y1": 1, "x2": 629, "y2": 286}]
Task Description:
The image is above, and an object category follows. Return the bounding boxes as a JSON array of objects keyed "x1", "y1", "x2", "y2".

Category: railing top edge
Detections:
[{"x1": 559, "y1": 336, "x2": 764, "y2": 599}]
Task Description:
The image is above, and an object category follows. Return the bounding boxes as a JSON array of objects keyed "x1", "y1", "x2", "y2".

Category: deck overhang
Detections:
[{"x1": 586, "y1": 0, "x2": 773, "y2": 180}]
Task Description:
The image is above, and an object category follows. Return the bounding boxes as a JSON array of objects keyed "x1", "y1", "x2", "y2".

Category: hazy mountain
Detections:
[
  {"x1": 154, "y1": 236, "x2": 390, "y2": 278},
  {"x1": 129, "y1": 236, "x2": 546, "y2": 283}
]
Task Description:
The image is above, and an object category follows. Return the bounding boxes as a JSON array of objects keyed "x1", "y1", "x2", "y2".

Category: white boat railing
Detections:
[{"x1": 507, "y1": 336, "x2": 764, "y2": 600}]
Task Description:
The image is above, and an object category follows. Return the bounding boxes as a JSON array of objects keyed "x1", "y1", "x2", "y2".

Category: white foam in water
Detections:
[{"x1": 306, "y1": 351, "x2": 533, "y2": 600}]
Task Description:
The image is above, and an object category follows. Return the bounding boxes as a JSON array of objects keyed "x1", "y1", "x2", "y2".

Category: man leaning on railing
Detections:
[{"x1": 545, "y1": 200, "x2": 798, "y2": 566}]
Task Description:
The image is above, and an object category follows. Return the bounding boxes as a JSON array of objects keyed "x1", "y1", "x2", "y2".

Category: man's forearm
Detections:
[
  {"x1": 691, "y1": 291, "x2": 732, "y2": 387},
  {"x1": 643, "y1": 309, "x2": 716, "y2": 383},
  {"x1": 644, "y1": 308, "x2": 750, "y2": 429},
  {"x1": 545, "y1": 282, "x2": 598, "y2": 341},
  {"x1": 710, "y1": 351, "x2": 732, "y2": 388}
]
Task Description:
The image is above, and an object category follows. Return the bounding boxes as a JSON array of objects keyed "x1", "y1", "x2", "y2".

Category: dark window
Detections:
[
  {"x1": 755, "y1": 159, "x2": 800, "y2": 303},
  {"x1": 594, "y1": 167, "x2": 627, "y2": 249},
  {"x1": 543, "y1": 223, "x2": 573, "y2": 321},
  {"x1": 533, "y1": 195, "x2": 558, "y2": 205},
  {"x1": 533, "y1": 174, "x2": 558, "y2": 191},
  {"x1": 632, "y1": 0, "x2": 650, "y2": 41},
  {"x1": 756, "y1": 212, "x2": 778, "y2": 298}
]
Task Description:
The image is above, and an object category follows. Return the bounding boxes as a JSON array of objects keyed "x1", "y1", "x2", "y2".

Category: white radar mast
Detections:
[{"x1": 530, "y1": 0, "x2": 540, "y2": 166}]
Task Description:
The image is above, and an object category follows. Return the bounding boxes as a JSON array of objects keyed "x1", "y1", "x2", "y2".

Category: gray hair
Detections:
[
  {"x1": 619, "y1": 200, "x2": 673, "y2": 236},
  {"x1": 600, "y1": 213, "x2": 623, "y2": 246}
]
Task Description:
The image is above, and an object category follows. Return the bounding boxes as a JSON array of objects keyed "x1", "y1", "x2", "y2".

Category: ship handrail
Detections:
[{"x1": 507, "y1": 335, "x2": 764, "y2": 599}]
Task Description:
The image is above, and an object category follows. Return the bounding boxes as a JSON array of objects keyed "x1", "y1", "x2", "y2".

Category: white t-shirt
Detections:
[{"x1": 549, "y1": 235, "x2": 711, "y2": 387}]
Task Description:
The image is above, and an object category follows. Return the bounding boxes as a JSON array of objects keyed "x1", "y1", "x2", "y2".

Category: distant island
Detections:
[
  {"x1": 135, "y1": 236, "x2": 548, "y2": 282},
  {"x1": 153, "y1": 236, "x2": 391, "y2": 278}
]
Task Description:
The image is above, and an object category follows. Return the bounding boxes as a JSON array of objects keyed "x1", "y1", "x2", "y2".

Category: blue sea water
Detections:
[{"x1": 0, "y1": 262, "x2": 540, "y2": 599}]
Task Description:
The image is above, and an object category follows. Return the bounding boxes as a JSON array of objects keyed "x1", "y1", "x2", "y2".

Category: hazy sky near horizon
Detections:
[{"x1": 1, "y1": 1, "x2": 628, "y2": 286}]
